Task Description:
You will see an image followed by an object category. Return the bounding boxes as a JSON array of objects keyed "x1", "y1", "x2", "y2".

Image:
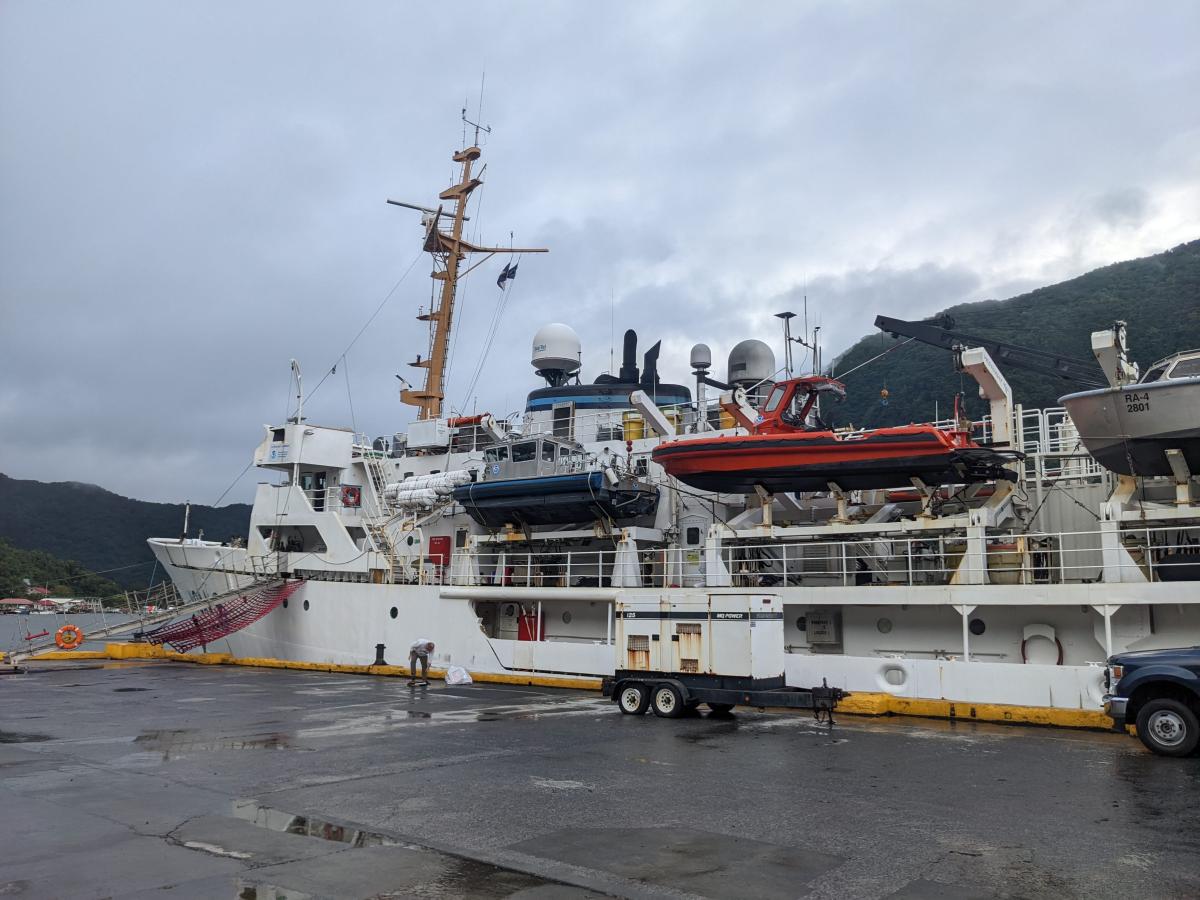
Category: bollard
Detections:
[{"x1": 373, "y1": 643, "x2": 387, "y2": 667}]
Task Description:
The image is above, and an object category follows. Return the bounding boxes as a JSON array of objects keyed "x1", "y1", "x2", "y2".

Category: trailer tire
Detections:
[
  {"x1": 617, "y1": 683, "x2": 650, "y2": 715},
  {"x1": 651, "y1": 684, "x2": 684, "y2": 718},
  {"x1": 707, "y1": 703, "x2": 734, "y2": 714}
]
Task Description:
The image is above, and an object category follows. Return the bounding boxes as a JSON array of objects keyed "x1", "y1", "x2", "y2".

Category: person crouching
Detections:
[{"x1": 408, "y1": 639, "x2": 434, "y2": 686}]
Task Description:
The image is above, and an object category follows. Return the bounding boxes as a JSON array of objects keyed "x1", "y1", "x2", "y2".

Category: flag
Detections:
[{"x1": 497, "y1": 261, "x2": 518, "y2": 289}]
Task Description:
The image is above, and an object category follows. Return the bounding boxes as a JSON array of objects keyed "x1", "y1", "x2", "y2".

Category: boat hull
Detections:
[
  {"x1": 653, "y1": 429, "x2": 1018, "y2": 493},
  {"x1": 1060, "y1": 377, "x2": 1200, "y2": 476},
  {"x1": 453, "y1": 472, "x2": 659, "y2": 527}
]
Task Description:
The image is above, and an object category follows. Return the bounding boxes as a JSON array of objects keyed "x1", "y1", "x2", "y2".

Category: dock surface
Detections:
[{"x1": 2, "y1": 660, "x2": 1198, "y2": 899}]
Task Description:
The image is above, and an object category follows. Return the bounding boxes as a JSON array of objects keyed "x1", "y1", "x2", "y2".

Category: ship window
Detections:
[
  {"x1": 455, "y1": 529, "x2": 468, "y2": 548},
  {"x1": 272, "y1": 428, "x2": 286, "y2": 442},
  {"x1": 511, "y1": 442, "x2": 536, "y2": 462},
  {"x1": 685, "y1": 526, "x2": 702, "y2": 546},
  {"x1": 483, "y1": 447, "x2": 507, "y2": 464},
  {"x1": 764, "y1": 385, "x2": 785, "y2": 412},
  {"x1": 1140, "y1": 366, "x2": 1167, "y2": 383},
  {"x1": 969, "y1": 618, "x2": 986, "y2": 635},
  {"x1": 542, "y1": 441, "x2": 556, "y2": 462},
  {"x1": 1167, "y1": 358, "x2": 1200, "y2": 379}
]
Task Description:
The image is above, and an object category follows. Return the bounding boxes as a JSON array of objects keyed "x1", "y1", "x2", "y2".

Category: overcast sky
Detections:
[{"x1": 2, "y1": 2, "x2": 1198, "y2": 504}]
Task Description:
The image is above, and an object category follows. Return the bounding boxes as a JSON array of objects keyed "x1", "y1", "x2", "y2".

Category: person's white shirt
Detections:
[{"x1": 410, "y1": 639, "x2": 434, "y2": 654}]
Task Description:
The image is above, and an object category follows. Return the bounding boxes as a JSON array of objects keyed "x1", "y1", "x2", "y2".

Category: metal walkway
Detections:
[{"x1": 6, "y1": 579, "x2": 283, "y2": 665}]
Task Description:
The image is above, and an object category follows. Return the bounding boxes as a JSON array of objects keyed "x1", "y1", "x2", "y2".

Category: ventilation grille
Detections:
[
  {"x1": 627, "y1": 635, "x2": 649, "y2": 651},
  {"x1": 680, "y1": 658, "x2": 699, "y2": 673},
  {"x1": 676, "y1": 623, "x2": 702, "y2": 635}
]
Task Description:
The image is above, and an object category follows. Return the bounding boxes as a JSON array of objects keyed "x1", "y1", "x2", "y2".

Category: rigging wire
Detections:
[
  {"x1": 833, "y1": 337, "x2": 916, "y2": 380},
  {"x1": 343, "y1": 355, "x2": 358, "y2": 437},
  {"x1": 290, "y1": 248, "x2": 424, "y2": 417}
]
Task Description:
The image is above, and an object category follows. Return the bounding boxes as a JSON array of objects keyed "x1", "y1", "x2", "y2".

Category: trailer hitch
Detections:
[{"x1": 811, "y1": 678, "x2": 849, "y2": 726}]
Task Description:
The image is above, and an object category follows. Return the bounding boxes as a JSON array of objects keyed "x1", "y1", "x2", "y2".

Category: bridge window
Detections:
[
  {"x1": 764, "y1": 385, "x2": 785, "y2": 412},
  {"x1": 511, "y1": 442, "x2": 536, "y2": 463}
]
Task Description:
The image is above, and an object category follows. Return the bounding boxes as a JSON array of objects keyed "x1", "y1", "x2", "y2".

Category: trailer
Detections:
[{"x1": 600, "y1": 593, "x2": 847, "y2": 719}]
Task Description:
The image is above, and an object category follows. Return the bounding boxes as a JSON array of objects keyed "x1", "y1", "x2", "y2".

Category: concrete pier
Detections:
[{"x1": 1, "y1": 660, "x2": 1197, "y2": 898}]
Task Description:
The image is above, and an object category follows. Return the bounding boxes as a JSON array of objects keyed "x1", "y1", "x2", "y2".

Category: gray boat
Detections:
[{"x1": 1060, "y1": 347, "x2": 1200, "y2": 477}]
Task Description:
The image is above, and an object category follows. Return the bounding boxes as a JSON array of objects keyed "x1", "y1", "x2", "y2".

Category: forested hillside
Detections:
[
  {"x1": 0, "y1": 539, "x2": 121, "y2": 598},
  {"x1": 0, "y1": 474, "x2": 251, "y2": 589},
  {"x1": 830, "y1": 239, "x2": 1200, "y2": 429}
]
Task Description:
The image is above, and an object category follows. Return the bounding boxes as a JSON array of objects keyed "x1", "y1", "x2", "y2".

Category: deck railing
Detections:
[{"x1": 425, "y1": 524, "x2": 1200, "y2": 590}]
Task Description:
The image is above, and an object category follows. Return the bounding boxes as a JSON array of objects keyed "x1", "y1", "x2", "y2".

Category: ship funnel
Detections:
[
  {"x1": 619, "y1": 329, "x2": 640, "y2": 383},
  {"x1": 641, "y1": 341, "x2": 661, "y2": 389}
]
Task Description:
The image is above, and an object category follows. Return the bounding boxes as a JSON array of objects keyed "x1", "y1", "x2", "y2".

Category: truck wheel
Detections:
[
  {"x1": 708, "y1": 703, "x2": 734, "y2": 714},
  {"x1": 1135, "y1": 698, "x2": 1200, "y2": 757},
  {"x1": 617, "y1": 683, "x2": 650, "y2": 715},
  {"x1": 651, "y1": 684, "x2": 684, "y2": 718}
]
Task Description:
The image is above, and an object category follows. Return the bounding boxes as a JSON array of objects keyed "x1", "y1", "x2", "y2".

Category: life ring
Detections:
[{"x1": 55, "y1": 625, "x2": 85, "y2": 650}]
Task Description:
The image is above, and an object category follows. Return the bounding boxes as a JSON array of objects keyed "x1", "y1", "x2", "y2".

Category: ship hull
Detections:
[
  {"x1": 149, "y1": 542, "x2": 1199, "y2": 715},
  {"x1": 653, "y1": 429, "x2": 1017, "y2": 493}
]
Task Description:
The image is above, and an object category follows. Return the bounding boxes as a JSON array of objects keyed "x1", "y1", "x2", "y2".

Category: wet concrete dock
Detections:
[{"x1": 2, "y1": 661, "x2": 1198, "y2": 899}]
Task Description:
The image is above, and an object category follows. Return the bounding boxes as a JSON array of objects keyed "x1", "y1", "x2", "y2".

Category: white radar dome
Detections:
[
  {"x1": 531, "y1": 323, "x2": 582, "y2": 375},
  {"x1": 727, "y1": 339, "x2": 775, "y2": 386},
  {"x1": 690, "y1": 343, "x2": 712, "y2": 371}
]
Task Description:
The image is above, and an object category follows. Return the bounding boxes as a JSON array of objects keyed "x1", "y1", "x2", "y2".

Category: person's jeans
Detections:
[{"x1": 409, "y1": 651, "x2": 429, "y2": 680}]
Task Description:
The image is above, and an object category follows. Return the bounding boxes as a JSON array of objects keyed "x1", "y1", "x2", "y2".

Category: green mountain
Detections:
[
  {"x1": 0, "y1": 539, "x2": 122, "y2": 598},
  {"x1": 0, "y1": 474, "x2": 251, "y2": 589},
  {"x1": 829, "y1": 239, "x2": 1200, "y2": 429}
]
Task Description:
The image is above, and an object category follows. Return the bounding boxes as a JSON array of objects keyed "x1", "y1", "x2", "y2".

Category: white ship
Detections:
[{"x1": 148, "y1": 130, "x2": 1200, "y2": 718}]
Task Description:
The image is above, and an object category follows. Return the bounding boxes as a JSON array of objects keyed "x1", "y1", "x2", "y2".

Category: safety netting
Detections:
[{"x1": 143, "y1": 580, "x2": 303, "y2": 653}]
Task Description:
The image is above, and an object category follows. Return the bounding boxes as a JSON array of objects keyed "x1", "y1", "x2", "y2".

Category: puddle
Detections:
[
  {"x1": 406, "y1": 711, "x2": 431, "y2": 719},
  {"x1": 113, "y1": 687, "x2": 149, "y2": 692},
  {"x1": 134, "y1": 729, "x2": 297, "y2": 757},
  {"x1": 237, "y1": 882, "x2": 312, "y2": 900},
  {"x1": 232, "y1": 799, "x2": 409, "y2": 849},
  {"x1": 0, "y1": 731, "x2": 51, "y2": 743}
]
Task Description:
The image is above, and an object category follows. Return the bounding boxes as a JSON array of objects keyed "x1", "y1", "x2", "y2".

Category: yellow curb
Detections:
[
  {"x1": 68, "y1": 644, "x2": 1108, "y2": 728},
  {"x1": 838, "y1": 691, "x2": 1111, "y2": 729}
]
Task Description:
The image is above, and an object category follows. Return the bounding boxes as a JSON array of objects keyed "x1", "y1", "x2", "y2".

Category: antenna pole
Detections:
[{"x1": 392, "y1": 116, "x2": 546, "y2": 420}]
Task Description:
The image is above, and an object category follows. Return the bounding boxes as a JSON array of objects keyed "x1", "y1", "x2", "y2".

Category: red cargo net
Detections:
[{"x1": 144, "y1": 580, "x2": 303, "y2": 653}]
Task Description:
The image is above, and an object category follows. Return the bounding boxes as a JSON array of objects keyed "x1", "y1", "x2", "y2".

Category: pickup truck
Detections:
[{"x1": 1104, "y1": 646, "x2": 1200, "y2": 757}]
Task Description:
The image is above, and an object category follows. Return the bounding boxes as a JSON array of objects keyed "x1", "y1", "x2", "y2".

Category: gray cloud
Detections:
[{"x1": 2, "y1": 1, "x2": 1198, "y2": 502}]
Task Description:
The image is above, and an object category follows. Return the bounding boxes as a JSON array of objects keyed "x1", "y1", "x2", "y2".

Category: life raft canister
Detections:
[{"x1": 55, "y1": 624, "x2": 85, "y2": 650}]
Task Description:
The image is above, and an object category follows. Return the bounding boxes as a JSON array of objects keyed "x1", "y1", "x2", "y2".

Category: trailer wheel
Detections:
[
  {"x1": 651, "y1": 684, "x2": 684, "y2": 718},
  {"x1": 617, "y1": 683, "x2": 650, "y2": 715},
  {"x1": 707, "y1": 703, "x2": 734, "y2": 714}
]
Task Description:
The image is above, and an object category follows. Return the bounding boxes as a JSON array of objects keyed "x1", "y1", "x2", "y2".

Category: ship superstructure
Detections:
[{"x1": 147, "y1": 131, "x2": 1200, "y2": 716}]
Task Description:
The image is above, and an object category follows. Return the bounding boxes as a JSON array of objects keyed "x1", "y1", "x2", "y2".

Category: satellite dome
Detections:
[
  {"x1": 532, "y1": 323, "x2": 582, "y2": 386},
  {"x1": 690, "y1": 343, "x2": 712, "y2": 371},
  {"x1": 727, "y1": 339, "x2": 775, "y2": 386}
]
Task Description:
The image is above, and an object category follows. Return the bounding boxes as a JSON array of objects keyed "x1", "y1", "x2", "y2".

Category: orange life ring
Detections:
[{"x1": 55, "y1": 624, "x2": 84, "y2": 650}]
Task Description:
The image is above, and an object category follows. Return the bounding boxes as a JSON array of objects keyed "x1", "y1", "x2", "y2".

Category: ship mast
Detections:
[{"x1": 388, "y1": 117, "x2": 547, "y2": 420}]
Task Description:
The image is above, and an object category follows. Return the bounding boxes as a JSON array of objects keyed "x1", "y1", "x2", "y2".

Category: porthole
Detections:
[
  {"x1": 282, "y1": 599, "x2": 289, "y2": 609},
  {"x1": 561, "y1": 611, "x2": 572, "y2": 625},
  {"x1": 876, "y1": 617, "x2": 893, "y2": 634},
  {"x1": 795, "y1": 616, "x2": 806, "y2": 631},
  {"x1": 969, "y1": 618, "x2": 986, "y2": 636},
  {"x1": 390, "y1": 607, "x2": 398, "y2": 619},
  {"x1": 303, "y1": 599, "x2": 310, "y2": 611},
  {"x1": 406, "y1": 535, "x2": 416, "y2": 547}
]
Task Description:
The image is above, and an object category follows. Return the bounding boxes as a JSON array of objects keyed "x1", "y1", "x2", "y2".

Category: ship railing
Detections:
[{"x1": 441, "y1": 524, "x2": 1200, "y2": 589}]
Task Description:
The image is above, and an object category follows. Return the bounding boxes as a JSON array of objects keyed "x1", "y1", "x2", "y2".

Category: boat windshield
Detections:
[
  {"x1": 763, "y1": 385, "x2": 786, "y2": 412},
  {"x1": 1140, "y1": 365, "x2": 1168, "y2": 384},
  {"x1": 1168, "y1": 357, "x2": 1200, "y2": 379},
  {"x1": 511, "y1": 442, "x2": 537, "y2": 463}
]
